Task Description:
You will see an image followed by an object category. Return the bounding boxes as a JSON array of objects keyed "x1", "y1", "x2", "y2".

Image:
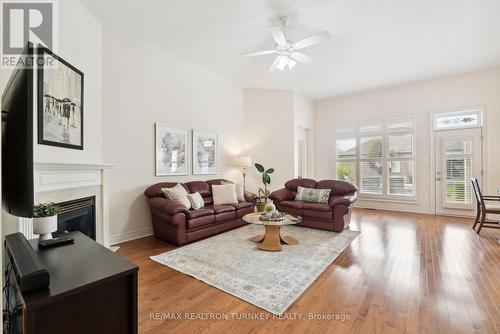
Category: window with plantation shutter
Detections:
[
  {"x1": 334, "y1": 117, "x2": 416, "y2": 199},
  {"x1": 443, "y1": 139, "x2": 472, "y2": 204}
]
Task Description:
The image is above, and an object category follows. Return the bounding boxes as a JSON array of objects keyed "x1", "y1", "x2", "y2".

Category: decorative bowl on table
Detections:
[{"x1": 259, "y1": 211, "x2": 285, "y2": 221}]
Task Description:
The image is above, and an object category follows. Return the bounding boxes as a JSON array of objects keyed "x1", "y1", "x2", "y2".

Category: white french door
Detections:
[{"x1": 435, "y1": 128, "x2": 482, "y2": 215}]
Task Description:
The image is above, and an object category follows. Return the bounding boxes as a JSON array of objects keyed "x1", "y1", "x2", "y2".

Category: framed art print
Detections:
[
  {"x1": 155, "y1": 123, "x2": 190, "y2": 176},
  {"x1": 192, "y1": 129, "x2": 218, "y2": 175},
  {"x1": 38, "y1": 47, "x2": 84, "y2": 150}
]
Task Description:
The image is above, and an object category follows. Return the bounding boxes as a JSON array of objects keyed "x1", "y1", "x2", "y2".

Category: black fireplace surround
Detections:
[{"x1": 56, "y1": 196, "x2": 96, "y2": 240}]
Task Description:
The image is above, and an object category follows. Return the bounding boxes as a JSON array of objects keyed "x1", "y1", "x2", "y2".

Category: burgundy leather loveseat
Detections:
[
  {"x1": 270, "y1": 178, "x2": 357, "y2": 232},
  {"x1": 144, "y1": 179, "x2": 257, "y2": 246}
]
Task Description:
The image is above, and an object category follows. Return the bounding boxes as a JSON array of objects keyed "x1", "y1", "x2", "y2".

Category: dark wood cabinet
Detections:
[{"x1": 11, "y1": 232, "x2": 138, "y2": 334}]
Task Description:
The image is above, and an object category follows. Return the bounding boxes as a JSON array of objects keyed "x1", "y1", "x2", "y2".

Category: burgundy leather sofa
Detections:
[
  {"x1": 144, "y1": 179, "x2": 257, "y2": 246},
  {"x1": 269, "y1": 178, "x2": 357, "y2": 232}
]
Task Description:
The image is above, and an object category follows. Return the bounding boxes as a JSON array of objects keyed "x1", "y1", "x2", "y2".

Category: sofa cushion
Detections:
[
  {"x1": 295, "y1": 186, "x2": 331, "y2": 203},
  {"x1": 187, "y1": 208, "x2": 214, "y2": 219},
  {"x1": 316, "y1": 179, "x2": 357, "y2": 196},
  {"x1": 302, "y1": 202, "x2": 332, "y2": 211},
  {"x1": 236, "y1": 206, "x2": 254, "y2": 218},
  {"x1": 222, "y1": 181, "x2": 245, "y2": 202},
  {"x1": 280, "y1": 200, "x2": 305, "y2": 209},
  {"x1": 145, "y1": 182, "x2": 188, "y2": 198},
  {"x1": 187, "y1": 192, "x2": 205, "y2": 209},
  {"x1": 228, "y1": 202, "x2": 253, "y2": 210},
  {"x1": 187, "y1": 215, "x2": 215, "y2": 229},
  {"x1": 285, "y1": 178, "x2": 317, "y2": 191},
  {"x1": 215, "y1": 211, "x2": 237, "y2": 222},
  {"x1": 209, "y1": 205, "x2": 236, "y2": 214},
  {"x1": 185, "y1": 181, "x2": 212, "y2": 197},
  {"x1": 226, "y1": 202, "x2": 253, "y2": 218},
  {"x1": 303, "y1": 210, "x2": 332, "y2": 219},
  {"x1": 203, "y1": 196, "x2": 214, "y2": 205},
  {"x1": 212, "y1": 184, "x2": 238, "y2": 205},
  {"x1": 303, "y1": 203, "x2": 333, "y2": 219},
  {"x1": 161, "y1": 183, "x2": 191, "y2": 209}
]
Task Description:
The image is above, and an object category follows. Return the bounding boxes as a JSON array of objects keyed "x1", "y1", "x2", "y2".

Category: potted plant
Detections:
[
  {"x1": 254, "y1": 163, "x2": 274, "y2": 212},
  {"x1": 33, "y1": 202, "x2": 59, "y2": 241}
]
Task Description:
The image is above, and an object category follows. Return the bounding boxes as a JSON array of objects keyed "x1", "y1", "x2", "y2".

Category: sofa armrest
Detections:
[
  {"x1": 329, "y1": 191, "x2": 357, "y2": 208},
  {"x1": 270, "y1": 188, "x2": 295, "y2": 203},
  {"x1": 244, "y1": 191, "x2": 257, "y2": 204},
  {"x1": 147, "y1": 197, "x2": 189, "y2": 216}
]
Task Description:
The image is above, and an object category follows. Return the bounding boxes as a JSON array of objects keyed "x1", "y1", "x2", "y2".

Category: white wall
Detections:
[
  {"x1": 243, "y1": 89, "x2": 295, "y2": 194},
  {"x1": 103, "y1": 33, "x2": 244, "y2": 243},
  {"x1": 294, "y1": 94, "x2": 314, "y2": 178},
  {"x1": 0, "y1": 0, "x2": 103, "y2": 164},
  {"x1": 34, "y1": 0, "x2": 103, "y2": 164},
  {"x1": 315, "y1": 67, "x2": 500, "y2": 214},
  {"x1": 1, "y1": 0, "x2": 103, "y2": 235}
]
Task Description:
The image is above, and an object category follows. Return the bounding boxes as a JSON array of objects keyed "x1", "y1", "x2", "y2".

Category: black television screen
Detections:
[{"x1": 2, "y1": 43, "x2": 35, "y2": 218}]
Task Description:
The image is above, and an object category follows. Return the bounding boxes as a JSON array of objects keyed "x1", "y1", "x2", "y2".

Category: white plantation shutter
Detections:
[
  {"x1": 360, "y1": 161, "x2": 383, "y2": 194},
  {"x1": 444, "y1": 139, "x2": 472, "y2": 204},
  {"x1": 359, "y1": 122, "x2": 383, "y2": 134},
  {"x1": 360, "y1": 136, "x2": 382, "y2": 158},
  {"x1": 388, "y1": 160, "x2": 414, "y2": 195},
  {"x1": 334, "y1": 116, "x2": 416, "y2": 198},
  {"x1": 336, "y1": 138, "x2": 357, "y2": 186},
  {"x1": 388, "y1": 134, "x2": 413, "y2": 157}
]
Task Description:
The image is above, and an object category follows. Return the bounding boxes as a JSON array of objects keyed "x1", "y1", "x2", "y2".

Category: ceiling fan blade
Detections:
[
  {"x1": 241, "y1": 50, "x2": 277, "y2": 57},
  {"x1": 293, "y1": 31, "x2": 330, "y2": 50},
  {"x1": 268, "y1": 56, "x2": 281, "y2": 73},
  {"x1": 290, "y1": 52, "x2": 314, "y2": 64},
  {"x1": 269, "y1": 26, "x2": 287, "y2": 47}
]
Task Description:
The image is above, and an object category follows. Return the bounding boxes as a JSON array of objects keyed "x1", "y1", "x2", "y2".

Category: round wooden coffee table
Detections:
[{"x1": 243, "y1": 212, "x2": 302, "y2": 251}]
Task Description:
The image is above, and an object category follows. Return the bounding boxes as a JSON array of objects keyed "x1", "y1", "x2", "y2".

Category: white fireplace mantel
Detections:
[
  {"x1": 35, "y1": 162, "x2": 114, "y2": 193},
  {"x1": 18, "y1": 162, "x2": 115, "y2": 248}
]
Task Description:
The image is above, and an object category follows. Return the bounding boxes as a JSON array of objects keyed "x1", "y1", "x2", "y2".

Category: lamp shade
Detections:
[{"x1": 232, "y1": 155, "x2": 252, "y2": 167}]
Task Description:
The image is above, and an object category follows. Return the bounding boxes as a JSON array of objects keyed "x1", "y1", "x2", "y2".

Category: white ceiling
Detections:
[{"x1": 82, "y1": 0, "x2": 500, "y2": 100}]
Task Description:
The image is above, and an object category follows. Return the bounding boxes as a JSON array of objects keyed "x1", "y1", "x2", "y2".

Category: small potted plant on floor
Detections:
[
  {"x1": 33, "y1": 202, "x2": 59, "y2": 241},
  {"x1": 255, "y1": 163, "x2": 274, "y2": 212}
]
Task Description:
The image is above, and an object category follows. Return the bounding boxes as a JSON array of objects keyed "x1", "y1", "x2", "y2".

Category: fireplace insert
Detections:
[{"x1": 56, "y1": 196, "x2": 96, "y2": 240}]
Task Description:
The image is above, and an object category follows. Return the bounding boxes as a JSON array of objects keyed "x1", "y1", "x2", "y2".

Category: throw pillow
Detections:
[
  {"x1": 222, "y1": 181, "x2": 245, "y2": 202},
  {"x1": 212, "y1": 184, "x2": 238, "y2": 205},
  {"x1": 161, "y1": 183, "x2": 191, "y2": 209},
  {"x1": 187, "y1": 192, "x2": 205, "y2": 210},
  {"x1": 295, "y1": 186, "x2": 331, "y2": 204}
]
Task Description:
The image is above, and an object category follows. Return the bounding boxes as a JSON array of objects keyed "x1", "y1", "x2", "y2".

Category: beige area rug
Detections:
[{"x1": 151, "y1": 224, "x2": 360, "y2": 315}]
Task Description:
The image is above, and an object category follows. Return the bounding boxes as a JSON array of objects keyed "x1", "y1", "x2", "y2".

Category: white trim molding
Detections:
[{"x1": 19, "y1": 162, "x2": 115, "y2": 248}]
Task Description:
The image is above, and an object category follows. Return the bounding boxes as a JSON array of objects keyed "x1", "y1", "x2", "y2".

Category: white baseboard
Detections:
[{"x1": 110, "y1": 227, "x2": 153, "y2": 245}]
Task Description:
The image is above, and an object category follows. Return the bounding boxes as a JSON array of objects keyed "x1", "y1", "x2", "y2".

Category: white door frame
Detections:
[{"x1": 429, "y1": 107, "x2": 487, "y2": 217}]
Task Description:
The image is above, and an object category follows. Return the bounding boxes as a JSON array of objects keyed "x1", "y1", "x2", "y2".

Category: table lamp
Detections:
[{"x1": 233, "y1": 155, "x2": 252, "y2": 190}]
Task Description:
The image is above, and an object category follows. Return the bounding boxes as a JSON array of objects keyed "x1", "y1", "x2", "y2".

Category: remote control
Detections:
[{"x1": 39, "y1": 235, "x2": 74, "y2": 249}]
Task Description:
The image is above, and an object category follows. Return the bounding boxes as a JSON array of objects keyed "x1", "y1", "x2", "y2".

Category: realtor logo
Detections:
[{"x1": 2, "y1": 1, "x2": 54, "y2": 54}]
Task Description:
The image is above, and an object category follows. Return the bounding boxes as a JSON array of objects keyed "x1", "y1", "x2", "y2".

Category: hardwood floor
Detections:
[{"x1": 117, "y1": 208, "x2": 500, "y2": 334}]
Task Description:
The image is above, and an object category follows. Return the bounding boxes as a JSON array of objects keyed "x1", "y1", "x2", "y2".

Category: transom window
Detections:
[
  {"x1": 433, "y1": 109, "x2": 483, "y2": 130},
  {"x1": 335, "y1": 117, "x2": 416, "y2": 198}
]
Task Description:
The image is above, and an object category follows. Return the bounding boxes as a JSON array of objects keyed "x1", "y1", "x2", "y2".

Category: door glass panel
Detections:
[{"x1": 444, "y1": 140, "x2": 472, "y2": 204}]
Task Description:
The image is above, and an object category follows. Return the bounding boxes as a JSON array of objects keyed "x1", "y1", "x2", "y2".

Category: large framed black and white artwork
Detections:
[
  {"x1": 155, "y1": 123, "x2": 190, "y2": 176},
  {"x1": 37, "y1": 47, "x2": 84, "y2": 150},
  {"x1": 192, "y1": 129, "x2": 218, "y2": 175}
]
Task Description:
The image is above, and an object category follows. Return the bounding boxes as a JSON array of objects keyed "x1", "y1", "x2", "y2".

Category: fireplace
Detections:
[{"x1": 56, "y1": 196, "x2": 96, "y2": 240}]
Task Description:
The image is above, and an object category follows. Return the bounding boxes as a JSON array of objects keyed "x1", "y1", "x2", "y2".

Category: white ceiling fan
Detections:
[{"x1": 242, "y1": 16, "x2": 330, "y2": 73}]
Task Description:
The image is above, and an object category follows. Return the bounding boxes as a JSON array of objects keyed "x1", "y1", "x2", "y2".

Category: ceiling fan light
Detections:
[
  {"x1": 288, "y1": 58, "x2": 297, "y2": 69},
  {"x1": 276, "y1": 55, "x2": 288, "y2": 70}
]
